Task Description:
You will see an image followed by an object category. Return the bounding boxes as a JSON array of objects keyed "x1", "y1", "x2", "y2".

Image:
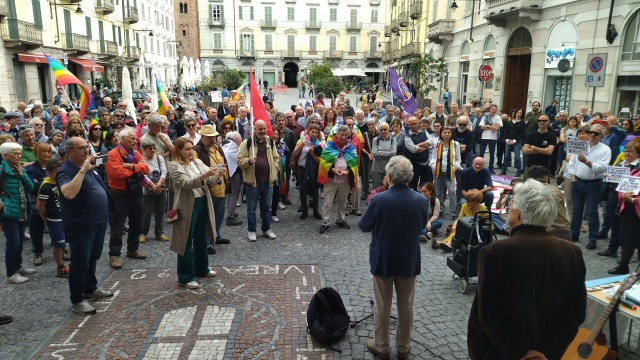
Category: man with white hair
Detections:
[
  {"x1": 140, "y1": 115, "x2": 174, "y2": 158},
  {"x1": 235, "y1": 106, "x2": 249, "y2": 139},
  {"x1": 468, "y1": 179, "x2": 586, "y2": 360},
  {"x1": 29, "y1": 117, "x2": 48, "y2": 143},
  {"x1": 374, "y1": 99, "x2": 385, "y2": 118},
  {"x1": 580, "y1": 105, "x2": 591, "y2": 123},
  {"x1": 428, "y1": 102, "x2": 446, "y2": 126}
]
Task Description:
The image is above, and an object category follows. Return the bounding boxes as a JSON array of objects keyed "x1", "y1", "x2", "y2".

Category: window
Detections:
[
  {"x1": 212, "y1": 4, "x2": 223, "y2": 21},
  {"x1": 213, "y1": 33, "x2": 223, "y2": 49},
  {"x1": 330, "y1": 8, "x2": 337, "y2": 22},
  {"x1": 371, "y1": 9, "x2": 378, "y2": 23},
  {"x1": 329, "y1": 35, "x2": 337, "y2": 51},
  {"x1": 85, "y1": 16, "x2": 92, "y2": 40},
  {"x1": 240, "y1": 34, "x2": 254, "y2": 54},
  {"x1": 432, "y1": 0, "x2": 438, "y2": 22},
  {"x1": 182, "y1": 29, "x2": 186, "y2": 36},
  {"x1": 150, "y1": 36, "x2": 154, "y2": 52},
  {"x1": 622, "y1": 11, "x2": 640, "y2": 61},
  {"x1": 348, "y1": 35, "x2": 357, "y2": 52},
  {"x1": 265, "y1": 6, "x2": 272, "y2": 20},
  {"x1": 482, "y1": 35, "x2": 496, "y2": 89},
  {"x1": 287, "y1": 7, "x2": 294, "y2": 21},
  {"x1": 184, "y1": 3, "x2": 187, "y2": 13},
  {"x1": 287, "y1": 35, "x2": 295, "y2": 52},
  {"x1": 144, "y1": 36, "x2": 148, "y2": 51},
  {"x1": 350, "y1": 9, "x2": 357, "y2": 24},
  {"x1": 141, "y1": 5, "x2": 145, "y2": 19},
  {"x1": 369, "y1": 35, "x2": 377, "y2": 53},
  {"x1": 265, "y1": 34, "x2": 273, "y2": 50},
  {"x1": 309, "y1": 35, "x2": 317, "y2": 51},
  {"x1": 309, "y1": 8, "x2": 317, "y2": 21},
  {"x1": 239, "y1": 6, "x2": 254, "y2": 20}
]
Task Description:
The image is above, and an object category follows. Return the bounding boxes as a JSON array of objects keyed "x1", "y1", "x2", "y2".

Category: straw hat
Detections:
[{"x1": 200, "y1": 124, "x2": 219, "y2": 137}]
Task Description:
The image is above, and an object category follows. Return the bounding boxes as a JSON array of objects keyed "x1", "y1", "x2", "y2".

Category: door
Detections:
[
  {"x1": 37, "y1": 64, "x2": 50, "y2": 103},
  {"x1": 502, "y1": 55, "x2": 531, "y2": 113},
  {"x1": 264, "y1": 72, "x2": 275, "y2": 87}
]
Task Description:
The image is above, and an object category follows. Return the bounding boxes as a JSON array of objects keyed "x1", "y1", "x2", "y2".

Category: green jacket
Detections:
[{"x1": 0, "y1": 160, "x2": 34, "y2": 220}]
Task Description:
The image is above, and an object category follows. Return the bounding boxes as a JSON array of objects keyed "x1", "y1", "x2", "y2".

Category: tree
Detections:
[
  {"x1": 308, "y1": 62, "x2": 333, "y2": 85},
  {"x1": 196, "y1": 69, "x2": 246, "y2": 93},
  {"x1": 314, "y1": 76, "x2": 343, "y2": 100},
  {"x1": 410, "y1": 54, "x2": 449, "y2": 99}
]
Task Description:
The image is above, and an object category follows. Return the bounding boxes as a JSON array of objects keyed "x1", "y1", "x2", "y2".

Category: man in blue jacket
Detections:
[{"x1": 359, "y1": 155, "x2": 429, "y2": 360}]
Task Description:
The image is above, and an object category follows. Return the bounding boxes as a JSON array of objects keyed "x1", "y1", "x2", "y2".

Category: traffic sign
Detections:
[
  {"x1": 586, "y1": 53, "x2": 607, "y2": 87},
  {"x1": 478, "y1": 64, "x2": 493, "y2": 82}
]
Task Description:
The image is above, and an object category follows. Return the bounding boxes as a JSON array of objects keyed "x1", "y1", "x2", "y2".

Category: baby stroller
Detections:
[{"x1": 446, "y1": 210, "x2": 495, "y2": 294}]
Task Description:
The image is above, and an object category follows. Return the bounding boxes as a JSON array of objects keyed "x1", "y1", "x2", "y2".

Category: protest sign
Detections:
[
  {"x1": 210, "y1": 91, "x2": 222, "y2": 102},
  {"x1": 616, "y1": 175, "x2": 640, "y2": 195},
  {"x1": 567, "y1": 140, "x2": 588, "y2": 155},
  {"x1": 605, "y1": 166, "x2": 630, "y2": 183}
]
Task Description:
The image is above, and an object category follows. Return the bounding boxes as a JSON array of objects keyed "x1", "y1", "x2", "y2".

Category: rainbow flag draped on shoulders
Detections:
[
  {"x1": 317, "y1": 140, "x2": 358, "y2": 185},
  {"x1": 156, "y1": 76, "x2": 173, "y2": 115},
  {"x1": 44, "y1": 54, "x2": 94, "y2": 120}
]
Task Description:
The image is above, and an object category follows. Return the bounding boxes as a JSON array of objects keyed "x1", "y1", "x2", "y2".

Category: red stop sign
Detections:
[{"x1": 478, "y1": 65, "x2": 493, "y2": 82}]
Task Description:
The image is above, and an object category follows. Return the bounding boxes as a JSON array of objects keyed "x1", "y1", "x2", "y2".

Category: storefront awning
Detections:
[
  {"x1": 364, "y1": 68, "x2": 387, "y2": 73},
  {"x1": 390, "y1": 62, "x2": 399, "y2": 68},
  {"x1": 332, "y1": 68, "x2": 367, "y2": 77},
  {"x1": 17, "y1": 53, "x2": 48, "y2": 63},
  {"x1": 69, "y1": 58, "x2": 104, "y2": 73}
]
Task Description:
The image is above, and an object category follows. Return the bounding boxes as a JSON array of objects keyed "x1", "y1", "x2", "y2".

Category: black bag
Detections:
[
  {"x1": 307, "y1": 287, "x2": 350, "y2": 350},
  {"x1": 126, "y1": 173, "x2": 144, "y2": 200}
]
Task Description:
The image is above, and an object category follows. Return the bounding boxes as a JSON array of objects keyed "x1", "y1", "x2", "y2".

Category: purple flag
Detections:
[{"x1": 388, "y1": 66, "x2": 416, "y2": 114}]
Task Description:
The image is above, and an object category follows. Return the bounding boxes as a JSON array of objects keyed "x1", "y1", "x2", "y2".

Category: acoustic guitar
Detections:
[{"x1": 562, "y1": 270, "x2": 640, "y2": 360}]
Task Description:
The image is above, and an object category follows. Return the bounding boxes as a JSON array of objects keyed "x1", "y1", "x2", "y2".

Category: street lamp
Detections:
[{"x1": 133, "y1": 30, "x2": 155, "y2": 37}]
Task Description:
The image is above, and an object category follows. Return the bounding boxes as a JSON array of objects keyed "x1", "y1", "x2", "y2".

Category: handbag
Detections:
[
  {"x1": 126, "y1": 173, "x2": 144, "y2": 200},
  {"x1": 166, "y1": 208, "x2": 182, "y2": 223}
]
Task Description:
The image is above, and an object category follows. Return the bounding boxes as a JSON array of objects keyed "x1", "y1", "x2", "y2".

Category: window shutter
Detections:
[
  {"x1": 239, "y1": 34, "x2": 243, "y2": 51},
  {"x1": 85, "y1": 16, "x2": 92, "y2": 40},
  {"x1": 112, "y1": 24, "x2": 116, "y2": 43},
  {"x1": 220, "y1": 5, "x2": 224, "y2": 19},
  {"x1": 250, "y1": 6, "x2": 254, "y2": 20},
  {"x1": 136, "y1": 33, "x2": 139, "y2": 48},
  {"x1": 238, "y1": 6, "x2": 243, "y2": 19},
  {"x1": 32, "y1": 0, "x2": 42, "y2": 28},
  {"x1": 118, "y1": 26, "x2": 122, "y2": 45},
  {"x1": 250, "y1": 34, "x2": 254, "y2": 51}
]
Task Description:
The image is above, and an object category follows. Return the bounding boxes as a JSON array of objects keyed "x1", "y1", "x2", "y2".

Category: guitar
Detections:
[{"x1": 562, "y1": 269, "x2": 640, "y2": 360}]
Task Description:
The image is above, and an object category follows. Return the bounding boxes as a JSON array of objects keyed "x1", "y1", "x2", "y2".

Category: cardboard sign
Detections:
[
  {"x1": 567, "y1": 140, "x2": 588, "y2": 155},
  {"x1": 616, "y1": 175, "x2": 640, "y2": 195},
  {"x1": 210, "y1": 91, "x2": 222, "y2": 103},
  {"x1": 605, "y1": 166, "x2": 630, "y2": 183}
]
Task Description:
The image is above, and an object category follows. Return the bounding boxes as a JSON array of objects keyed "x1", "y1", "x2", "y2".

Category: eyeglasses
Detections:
[
  {"x1": 286, "y1": 116, "x2": 294, "y2": 118},
  {"x1": 537, "y1": 119, "x2": 549, "y2": 123},
  {"x1": 33, "y1": 123, "x2": 43, "y2": 127},
  {"x1": 458, "y1": 123, "x2": 468, "y2": 127},
  {"x1": 380, "y1": 129, "x2": 389, "y2": 131},
  {"x1": 93, "y1": 128, "x2": 102, "y2": 131},
  {"x1": 115, "y1": 115, "x2": 125, "y2": 118},
  {"x1": 589, "y1": 131, "x2": 602, "y2": 136},
  {"x1": 223, "y1": 127, "x2": 231, "y2": 130},
  {"x1": 186, "y1": 124, "x2": 196, "y2": 128}
]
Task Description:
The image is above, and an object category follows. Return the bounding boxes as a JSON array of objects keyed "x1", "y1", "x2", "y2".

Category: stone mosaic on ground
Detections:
[{"x1": 32, "y1": 265, "x2": 332, "y2": 360}]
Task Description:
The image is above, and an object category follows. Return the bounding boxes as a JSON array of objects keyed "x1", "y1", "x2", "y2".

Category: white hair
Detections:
[
  {"x1": 512, "y1": 180, "x2": 557, "y2": 228},
  {"x1": 226, "y1": 131, "x2": 241, "y2": 143},
  {"x1": 355, "y1": 110, "x2": 364, "y2": 116},
  {"x1": 0, "y1": 142, "x2": 21, "y2": 155},
  {"x1": 117, "y1": 127, "x2": 136, "y2": 142},
  {"x1": 385, "y1": 155, "x2": 413, "y2": 185}
]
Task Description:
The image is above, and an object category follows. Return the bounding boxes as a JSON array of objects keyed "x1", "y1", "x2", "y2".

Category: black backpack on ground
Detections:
[{"x1": 307, "y1": 287, "x2": 350, "y2": 351}]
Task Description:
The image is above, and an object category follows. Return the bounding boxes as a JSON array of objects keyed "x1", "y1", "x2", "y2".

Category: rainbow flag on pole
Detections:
[
  {"x1": 44, "y1": 53, "x2": 94, "y2": 120},
  {"x1": 156, "y1": 75, "x2": 173, "y2": 115}
]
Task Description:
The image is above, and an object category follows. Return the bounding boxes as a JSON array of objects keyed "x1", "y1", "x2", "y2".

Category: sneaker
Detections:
[
  {"x1": 62, "y1": 249, "x2": 71, "y2": 261},
  {"x1": 200, "y1": 269, "x2": 217, "y2": 277},
  {"x1": 110, "y1": 256, "x2": 122, "y2": 269},
  {"x1": 17, "y1": 268, "x2": 36, "y2": 276},
  {"x1": 351, "y1": 210, "x2": 362, "y2": 216},
  {"x1": 207, "y1": 246, "x2": 216, "y2": 255},
  {"x1": 427, "y1": 231, "x2": 433, "y2": 239},
  {"x1": 138, "y1": 234, "x2": 146, "y2": 243},
  {"x1": 367, "y1": 339, "x2": 390, "y2": 360},
  {"x1": 248, "y1": 231, "x2": 257, "y2": 242},
  {"x1": 5, "y1": 273, "x2": 29, "y2": 284},
  {"x1": 271, "y1": 215, "x2": 280, "y2": 222},
  {"x1": 215, "y1": 238, "x2": 230, "y2": 244},
  {"x1": 283, "y1": 199, "x2": 292, "y2": 205},
  {"x1": 226, "y1": 217, "x2": 243, "y2": 226},
  {"x1": 156, "y1": 234, "x2": 169, "y2": 242},
  {"x1": 419, "y1": 235, "x2": 428, "y2": 243},
  {"x1": 33, "y1": 254, "x2": 43, "y2": 266},
  {"x1": 178, "y1": 281, "x2": 201, "y2": 290},
  {"x1": 313, "y1": 213, "x2": 322, "y2": 220},
  {"x1": 56, "y1": 266, "x2": 70, "y2": 278},
  {"x1": 72, "y1": 300, "x2": 96, "y2": 315},
  {"x1": 0, "y1": 315, "x2": 13, "y2": 325},
  {"x1": 236, "y1": 201, "x2": 241, "y2": 207},
  {"x1": 85, "y1": 287, "x2": 114, "y2": 300},
  {"x1": 263, "y1": 229, "x2": 277, "y2": 240},
  {"x1": 277, "y1": 202, "x2": 286, "y2": 210},
  {"x1": 127, "y1": 250, "x2": 147, "y2": 260},
  {"x1": 431, "y1": 238, "x2": 440, "y2": 249},
  {"x1": 319, "y1": 225, "x2": 330, "y2": 234},
  {"x1": 335, "y1": 220, "x2": 350, "y2": 229},
  {"x1": 439, "y1": 242, "x2": 453, "y2": 252}
]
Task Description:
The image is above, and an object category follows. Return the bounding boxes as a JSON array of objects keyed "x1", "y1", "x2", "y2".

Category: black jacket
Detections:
[{"x1": 502, "y1": 119, "x2": 527, "y2": 143}]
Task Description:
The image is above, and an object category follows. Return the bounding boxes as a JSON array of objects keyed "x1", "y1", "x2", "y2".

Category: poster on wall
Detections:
[{"x1": 545, "y1": 47, "x2": 576, "y2": 69}]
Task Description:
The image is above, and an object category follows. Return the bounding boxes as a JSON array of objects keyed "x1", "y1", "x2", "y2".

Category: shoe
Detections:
[
  {"x1": 156, "y1": 234, "x2": 169, "y2": 242},
  {"x1": 178, "y1": 281, "x2": 201, "y2": 290},
  {"x1": 496, "y1": 164, "x2": 503, "y2": 169},
  {"x1": 248, "y1": 231, "x2": 257, "y2": 242},
  {"x1": 398, "y1": 350, "x2": 409, "y2": 360},
  {"x1": 335, "y1": 220, "x2": 350, "y2": 229},
  {"x1": 367, "y1": 339, "x2": 390, "y2": 360},
  {"x1": 0, "y1": 315, "x2": 13, "y2": 325},
  {"x1": 72, "y1": 300, "x2": 96, "y2": 315},
  {"x1": 126, "y1": 250, "x2": 147, "y2": 260},
  {"x1": 597, "y1": 232, "x2": 608, "y2": 239},
  {"x1": 431, "y1": 238, "x2": 440, "y2": 249},
  {"x1": 499, "y1": 172, "x2": 507, "y2": 176},
  {"x1": 351, "y1": 210, "x2": 362, "y2": 216},
  {"x1": 110, "y1": 256, "x2": 122, "y2": 269},
  {"x1": 5, "y1": 273, "x2": 29, "y2": 284},
  {"x1": 207, "y1": 246, "x2": 216, "y2": 255},
  {"x1": 489, "y1": 169, "x2": 496, "y2": 174},
  {"x1": 608, "y1": 266, "x2": 630, "y2": 275},
  {"x1": 277, "y1": 202, "x2": 286, "y2": 210},
  {"x1": 215, "y1": 238, "x2": 230, "y2": 244},
  {"x1": 226, "y1": 217, "x2": 242, "y2": 226},
  {"x1": 300, "y1": 212, "x2": 308, "y2": 219},
  {"x1": 313, "y1": 213, "x2": 322, "y2": 220},
  {"x1": 139, "y1": 234, "x2": 146, "y2": 243},
  {"x1": 283, "y1": 199, "x2": 292, "y2": 205},
  {"x1": 85, "y1": 287, "x2": 114, "y2": 300},
  {"x1": 597, "y1": 249, "x2": 618, "y2": 258},
  {"x1": 360, "y1": 193, "x2": 368, "y2": 200},
  {"x1": 319, "y1": 225, "x2": 330, "y2": 234},
  {"x1": 515, "y1": 172, "x2": 523, "y2": 177},
  {"x1": 263, "y1": 229, "x2": 277, "y2": 240},
  {"x1": 271, "y1": 215, "x2": 280, "y2": 222},
  {"x1": 586, "y1": 241, "x2": 597, "y2": 250},
  {"x1": 419, "y1": 235, "x2": 427, "y2": 243},
  {"x1": 236, "y1": 201, "x2": 241, "y2": 207},
  {"x1": 571, "y1": 236, "x2": 579, "y2": 242},
  {"x1": 297, "y1": 205, "x2": 304, "y2": 213},
  {"x1": 580, "y1": 224, "x2": 587, "y2": 233},
  {"x1": 17, "y1": 268, "x2": 36, "y2": 276},
  {"x1": 56, "y1": 266, "x2": 70, "y2": 278},
  {"x1": 62, "y1": 249, "x2": 71, "y2": 261},
  {"x1": 34, "y1": 254, "x2": 43, "y2": 266},
  {"x1": 200, "y1": 269, "x2": 217, "y2": 277},
  {"x1": 439, "y1": 242, "x2": 453, "y2": 252},
  {"x1": 427, "y1": 231, "x2": 433, "y2": 239}
]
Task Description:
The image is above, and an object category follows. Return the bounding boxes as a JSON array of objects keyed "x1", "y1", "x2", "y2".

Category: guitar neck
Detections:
[{"x1": 586, "y1": 287, "x2": 626, "y2": 344}]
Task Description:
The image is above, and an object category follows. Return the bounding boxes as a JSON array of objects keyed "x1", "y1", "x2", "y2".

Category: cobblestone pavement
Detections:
[{"x1": 0, "y1": 89, "x2": 639, "y2": 359}]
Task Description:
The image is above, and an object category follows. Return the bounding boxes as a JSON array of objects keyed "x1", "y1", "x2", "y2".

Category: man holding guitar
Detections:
[{"x1": 467, "y1": 179, "x2": 587, "y2": 360}]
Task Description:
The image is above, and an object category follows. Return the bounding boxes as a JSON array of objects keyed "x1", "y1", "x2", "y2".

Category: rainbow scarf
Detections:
[
  {"x1": 156, "y1": 76, "x2": 173, "y2": 115},
  {"x1": 45, "y1": 54, "x2": 94, "y2": 120},
  {"x1": 317, "y1": 140, "x2": 358, "y2": 185},
  {"x1": 434, "y1": 140, "x2": 455, "y2": 181}
]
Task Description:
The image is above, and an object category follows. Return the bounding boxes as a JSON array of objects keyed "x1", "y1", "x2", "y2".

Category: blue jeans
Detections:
[
  {"x1": 66, "y1": 221, "x2": 108, "y2": 304},
  {"x1": 570, "y1": 179, "x2": 602, "y2": 242},
  {"x1": 479, "y1": 139, "x2": 497, "y2": 169},
  {"x1": 420, "y1": 219, "x2": 443, "y2": 235},
  {"x1": 3, "y1": 217, "x2": 25, "y2": 278},
  {"x1": 459, "y1": 191, "x2": 494, "y2": 210},
  {"x1": 29, "y1": 204, "x2": 45, "y2": 254},
  {"x1": 502, "y1": 141, "x2": 522, "y2": 174},
  {"x1": 246, "y1": 181, "x2": 273, "y2": 233},
  {"x1": 212, "y1": 196, "x2": 226, "y2": 242}
]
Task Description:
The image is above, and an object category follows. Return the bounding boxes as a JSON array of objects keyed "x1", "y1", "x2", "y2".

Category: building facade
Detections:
[
  {"x1": 197, "y1": 0, "x2": 387, "y2": 87},
  {"x1": 0, "y1": 0, "x2": 177, "y2": 108},
  {"x1": 417, "y1": 0, "x2": 640, "y2": 117},
  {"x1": 175, "y1": 0, "x2": 200, "y2": 60}
]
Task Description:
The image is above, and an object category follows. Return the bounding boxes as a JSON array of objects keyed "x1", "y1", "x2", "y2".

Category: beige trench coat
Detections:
[{"x1": 167, "y1": 159, "x2": 218, "y2": 256}]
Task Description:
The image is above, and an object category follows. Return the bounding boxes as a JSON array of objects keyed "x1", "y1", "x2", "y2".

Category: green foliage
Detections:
[
  {"x1": 314, "y1": 76, "x2": 343, "y2": 99},
  {"x1": 308, "y1": 62, "x2": 333, "y2": 85},
  {"x1": 410, "y1": 54, "x2": 449, "y2": 97},
  {"x1": 196, "y1": 69, "x2": 246, "y2": 93},
  {"x1": 105, "y1": 57, "x2": 133, "y2": 91}
]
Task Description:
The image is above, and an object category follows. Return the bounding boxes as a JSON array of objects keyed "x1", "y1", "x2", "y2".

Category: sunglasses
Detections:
[
  {"x1": 458, "y1": 123, "x2": 467, "y2": 127},
  {"x1": 33, "y1": 123, "x2": 43, "y2": 127},
  {"x1": 537, "y1": 119, "x2": 549, "y2": 123},
  {"x1": 93, "y1": 128, "x2": 102, "y2": 131},
  {"x1": 186, "y1": 124, "x2": 196, "y2": 128},
  {"x1": 223, "y1": 127, "x2": 231, "y2": 130},
  {"x1": 589, "y1": 131, "x2": 602, "y2": 136}
]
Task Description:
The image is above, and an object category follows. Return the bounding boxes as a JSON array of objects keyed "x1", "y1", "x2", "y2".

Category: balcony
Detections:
[
  {"x1": 344, "y1": 51, "x2": 363, "y2": 60},
  {"x1": 257, "y1": 50, "x2": 281, "y2": 58},
  {"x1": 303, "y1": 50, "x2": 323, "y2": 59},
  {"x1": 346, "y1": 21, "x2": 362, "y2": 31},
  {"x1": 401, "y1": 42, "x2": 420, "y2": 58},
  {"x1": 208, "y1": 16, "x2": 225, "y2": 28},
  {"x1": 427, "y1": 19, "x2": 455, "y2": 44},
  {"x1": 305, "y1": 20, "x2": 322, "y2": 30},
  {"x1": 0, "y1": 19, "x2": 43, "y2": 47},
  {"x1": 484, "y1": 0, "x2": 543, "y2": 27},
  {"x1": 126, "y1": 46, "x2": 139, "y2": 59},
  {"x1": 94, "y1": 0, "x2": 115, "y2": 15},
  {"x1": 124, "y1": 6, "x2": 138, "y2": 24},
  {"x1": 366, "y1": 50, "x2": 381, "y2": 60},
  {"x1": 238, "y1": 49, "x2": 255, "y2": 58},
  {"x1": 61, "y1": 33, "x2": 90, "y2": 53},
  {"x1": 399, "y1": 11, "x2": 409, "y2": 27},
  {"x1": 95, "y1": 40, "x2": 118, "y2": 57},
  {"x1": 200, "y1": 48, "x2": 237, "y2": 58},
  {"x1": 390, "y1": 19, "x2": 399, "y2": 33},
  {"x1": 410, "y1": 0, "x2": 422, "y2": 19},
  {"x1": 328, "y1": 0, "x2": 339, "y2": 4},
  {"x1": 384, "y1": 25, "x2": 391, "y2": 37},
  {"x1": 324, "y1": 50, "x2": 343, "y2": 59},
  {"x1": 260, "y1": 19, "x2": 277, "y2": 29},
  {"x1": 285, "y1": 0, "x2": 296, "y2": 2},
  {"x1": 370, "y1": 0, "x2": 380, "y2": 4},
  {"x1": 282, "y1": 49, "x2": 301, "y2": 58}
]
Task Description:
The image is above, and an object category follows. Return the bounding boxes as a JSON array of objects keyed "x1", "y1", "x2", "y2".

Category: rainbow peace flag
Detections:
[
  {"x1": 45, "y1": 54, "x2": 94, "y2": 120},
  {"x1": 91, "y1": 112, "x2": 99, "y2": 125},
  {"x1": 231, "y1": 82, "x2": 248, "y2": 101},
  {"x1": 156, "y1": 76, "x2": 173, "y2": 115},
  {"x1": 317, "y1": 140, "x2": 358, "y2": 185}
]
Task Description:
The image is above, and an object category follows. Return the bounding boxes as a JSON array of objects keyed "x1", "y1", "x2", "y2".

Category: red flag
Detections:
[
  {"x1": 249, "y1": 67, "x2": 273, "y2": 137},
  {"x1": 331, "y1": 94, "x2": 337, "y2": 110}
]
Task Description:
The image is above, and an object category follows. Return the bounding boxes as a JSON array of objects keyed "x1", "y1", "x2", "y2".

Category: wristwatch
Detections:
[{"x1": 79, "y1": 169, "x2": 86, "y2": 174}]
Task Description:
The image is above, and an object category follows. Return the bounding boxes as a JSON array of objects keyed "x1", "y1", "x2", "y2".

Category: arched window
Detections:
[
  {"x1": 622, "y1": 10, "x2": 640, "y2": 61},
  {"x1": 184, "y1": 3, "x2": 188, "y2": 13},
  {"x1": 458, "y1": 41, "x2": 471, "y2": 105},
  {"x1": 179, "y1": 3, "x2": 184, "y2": 13},
  {"x1": 482, "y1": 35, "x2": 496, "y2": 89}
]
